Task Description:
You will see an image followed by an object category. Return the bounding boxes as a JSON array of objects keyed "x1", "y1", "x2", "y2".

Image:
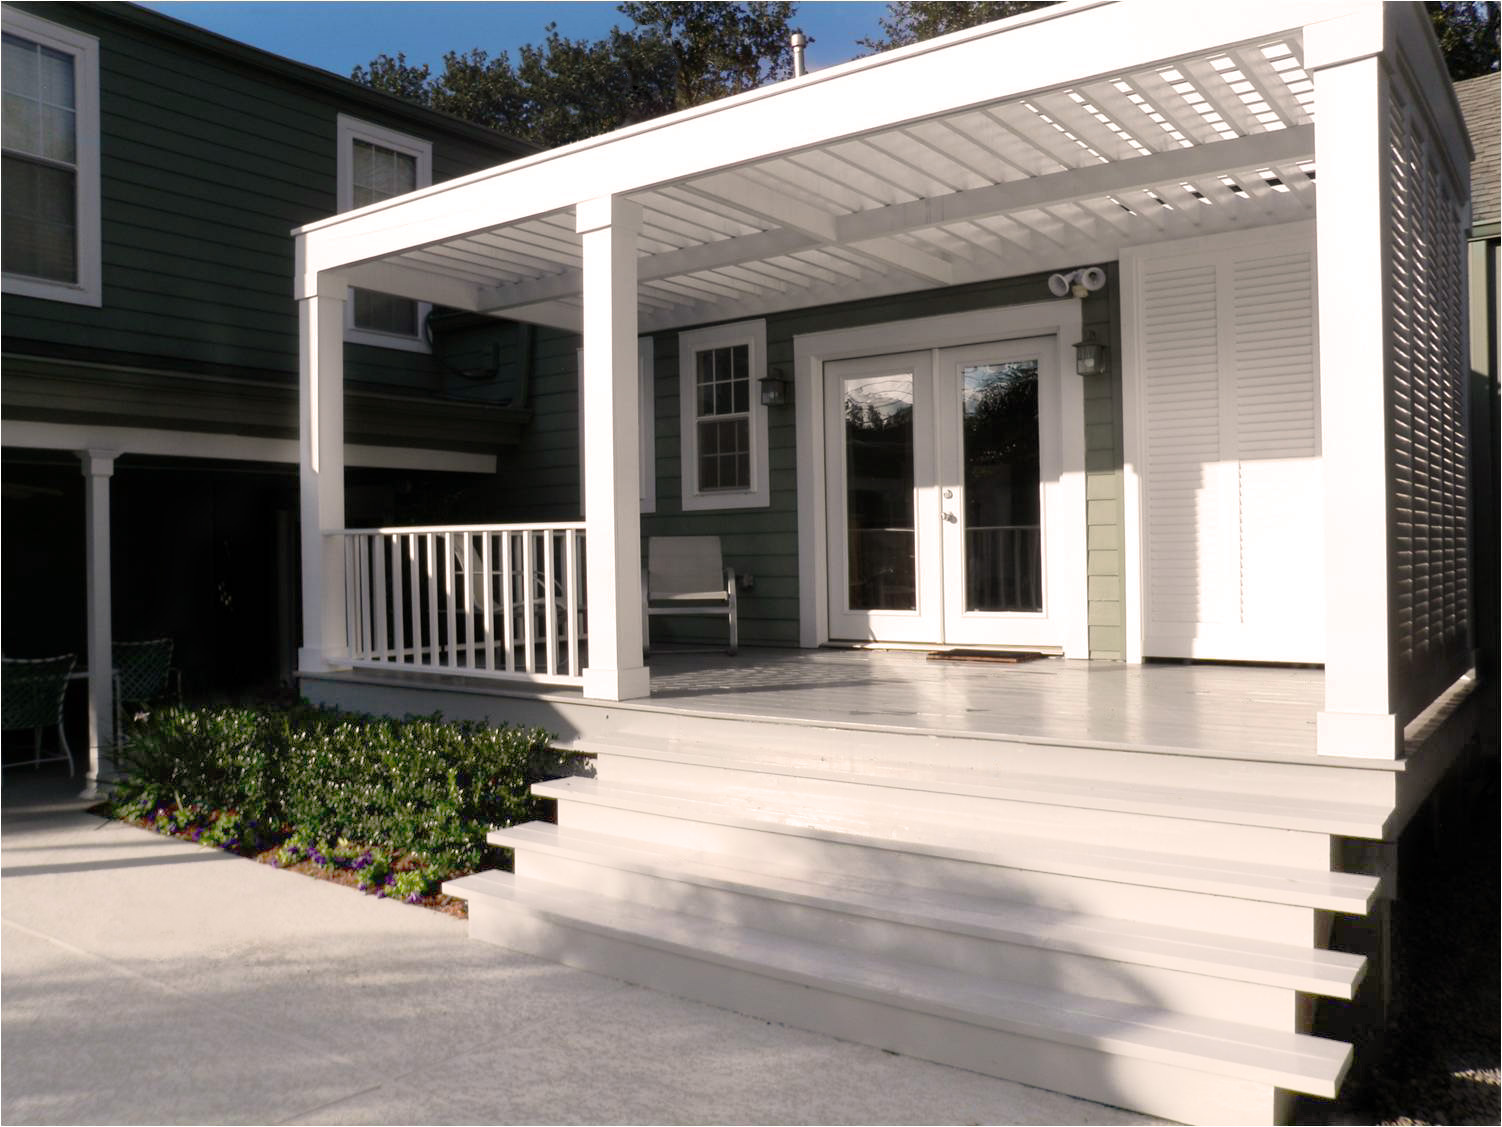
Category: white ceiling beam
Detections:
[
  {"x1": 341, "y1": 262, "x2": 481, "y2": 311},
  {"x1": 472, "y1": 126, "x2": 1312, "y2": 315},
  {"x1": 682, "y1": 172, "x2": 839, "y2": 242}
]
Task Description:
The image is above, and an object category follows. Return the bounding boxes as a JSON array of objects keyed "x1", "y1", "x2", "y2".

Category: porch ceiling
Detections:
[{"x1": 310, "y1": 4, "x2": 1332, "y2": 334}]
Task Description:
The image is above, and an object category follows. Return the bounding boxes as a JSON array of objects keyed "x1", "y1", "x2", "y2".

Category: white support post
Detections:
[
  {"x1": 1307, "y1": 9, "x2": 1400, "y2": 759},
  {"x1": 577, "y1": 195, "x2": 650, "y2": 700},
  {"x1": 296, "y1": 279, "x2": 351, "y2": 674},
  {"x1": 79, "y1": 449, "x2": 116, "y2": 796}
]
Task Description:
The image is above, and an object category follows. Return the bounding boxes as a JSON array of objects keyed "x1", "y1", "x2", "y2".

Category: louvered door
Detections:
[{"x1": 1125, "y1": 225, "x2": 1324, "y2": 662}]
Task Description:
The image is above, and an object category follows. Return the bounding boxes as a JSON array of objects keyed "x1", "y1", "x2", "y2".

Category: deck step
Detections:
[
  {"x1": 446, "y1": 868, "x2": 1353, "y2": 1124},
  {"x1": 574, "y1": 734, "x2": 1393, "y2": 838},
  {"x1": 492, "y1": 820, "x2": 1367, "y2": 1001},
  {"x1": 531, "y1": 776, "x2": 1381, "y2": 914}
]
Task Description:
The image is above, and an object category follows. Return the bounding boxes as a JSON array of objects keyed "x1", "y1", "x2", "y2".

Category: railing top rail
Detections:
[{"x1": 330, "y1": 522, "x2": 587, "y2": 536}]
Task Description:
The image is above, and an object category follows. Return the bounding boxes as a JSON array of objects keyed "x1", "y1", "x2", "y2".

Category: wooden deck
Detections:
[{"x1": 306, "y1": 646, "x2": 1335, "y2": 763}]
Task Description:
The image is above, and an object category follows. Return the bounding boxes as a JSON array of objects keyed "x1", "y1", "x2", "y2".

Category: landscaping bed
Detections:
[{"x1": 107, "y1": 703, "x2": 577, "y2": 915}]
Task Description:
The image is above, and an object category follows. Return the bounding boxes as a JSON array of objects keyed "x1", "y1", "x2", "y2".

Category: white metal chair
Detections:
[
  {"x1": 642, "y1": 536, "x2": 738, "y2": 655},
  {"x1": 2, "y1": 653, "x2": 76, "y2": 776}
]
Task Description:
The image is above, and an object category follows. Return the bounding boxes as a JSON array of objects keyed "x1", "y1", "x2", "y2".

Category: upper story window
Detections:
[
  {"x1": 679, "y1": 319, "x2": 770, "y2": 511},
  {"x1": 1, "y1": 8, "x2": 101, "y2": 306},
  {"x1": 336, "y1": 114, "x2": 431, "y2": 351}
]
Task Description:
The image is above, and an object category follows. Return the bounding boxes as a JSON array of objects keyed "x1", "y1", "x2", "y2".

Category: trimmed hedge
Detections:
[{"x1": 111, "y1": 704, "x2": 570, "y2": 895}]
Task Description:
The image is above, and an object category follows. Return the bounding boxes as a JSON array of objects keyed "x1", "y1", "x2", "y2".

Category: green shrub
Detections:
[{"x1": 112, "y1": 703, "x2": 568, "y2": 891}]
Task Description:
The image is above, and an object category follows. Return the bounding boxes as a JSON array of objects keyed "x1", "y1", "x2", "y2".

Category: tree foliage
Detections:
[
  {"x1": 351, "y1": 3, "x2": 797, "y2": 149},
  {"x1": 1426, "y1": 1, "x2": 1500, "y2": 80},
  {"x1": 858, "y1": 1, "x2": 1055, "y2": 53}
]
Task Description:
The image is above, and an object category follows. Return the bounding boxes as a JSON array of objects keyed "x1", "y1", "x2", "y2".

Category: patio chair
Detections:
[
  {"x1": 642, "y1": 536, "x2": 738, "y2": 655},
  {"x1": 453, "y1": 536, "x2": 583, "y2": 660},
  {"x1": 2, "y1": 653, "x2": 77, "y2": 776},
  {"x1": 112, "y1": 638, "x2": 180, "y2": 727}
]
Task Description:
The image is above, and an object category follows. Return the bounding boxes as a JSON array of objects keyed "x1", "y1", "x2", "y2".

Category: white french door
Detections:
[{"x1": 825, "y1": 338, "x2": 1063, "y2": 647}]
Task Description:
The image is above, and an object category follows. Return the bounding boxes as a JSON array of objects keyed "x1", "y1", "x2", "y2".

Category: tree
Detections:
[
  {"x1": 858, "y1": 1, "x2": 1055, "y2": 53},
  {"x1": 1426, "y1": 1, "x2": 1500, "y2": 80},
  {"x1": 350, "y1": 3, "x2": 799, "y2": 149}
]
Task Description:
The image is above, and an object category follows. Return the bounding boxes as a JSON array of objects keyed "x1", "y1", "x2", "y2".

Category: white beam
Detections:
[
  {"x1": 682, "y1": 172, "x2": 839, "y2": 242},
  {"x1": 474, "y1": 127, "x2": 1314, "y2": 315},
  {"x1": 297, "y1": 290, "x2": 350, "y2": 675},
  {"x1": 3, "y1": 420, "x2": 496, "y2": 474},
  {"x1": 78, "y1": 449, "x2": 115, "y2": 797},
  {"x1": 577, "y1": 196, "x2": 649, "y2": 701},
  {"x1": 342, "y1": 260, "x2": 482, "y2": 311},
  {"x1": 295, "y1": 1, "x2": 1355, "y2": 287}
]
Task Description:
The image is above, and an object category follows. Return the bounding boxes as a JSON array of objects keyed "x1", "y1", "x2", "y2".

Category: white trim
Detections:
[
  {"x1": 679, "y1": 319, "x2": 770, "y2": 511},
  {"x1": 335, "y1": 114, "x2": 432, "y2": 351},
  {"x1": 1, "y1": 7, "x2": 101, "y2": 307},
  {"x1": 1, "y1": 420, "x2": 496, "y2": 473},
  {"x1": 794, "y1": 303, "x2": 1086, "y2": 656}
]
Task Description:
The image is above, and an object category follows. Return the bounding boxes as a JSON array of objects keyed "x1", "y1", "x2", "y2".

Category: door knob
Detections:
[{"x1": 942, "y1": 488, "x2": 954, "y2": 499}]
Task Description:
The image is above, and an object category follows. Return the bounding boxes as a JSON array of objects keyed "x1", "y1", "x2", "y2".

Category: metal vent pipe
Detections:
[{"x1": 791, "y1": 32, "x2": 807, "y2": 77}]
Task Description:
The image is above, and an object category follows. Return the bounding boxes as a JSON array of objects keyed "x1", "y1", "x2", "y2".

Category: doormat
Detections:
[{"x1": 926, "y1": 650, "x2": 1047, "y2": 664}]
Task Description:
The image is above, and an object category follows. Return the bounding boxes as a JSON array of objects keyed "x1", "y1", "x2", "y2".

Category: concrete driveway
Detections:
[{"x1": 1, "y1": 774, "x2": 1155, "y2": 1125}]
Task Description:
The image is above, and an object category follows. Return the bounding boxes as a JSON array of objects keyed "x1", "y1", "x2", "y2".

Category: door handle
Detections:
[{"x1": 942, "y1": 511, "x2": 957, "y2": 523}]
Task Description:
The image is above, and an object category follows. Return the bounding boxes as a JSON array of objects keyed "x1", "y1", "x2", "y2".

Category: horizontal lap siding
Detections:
[
  {"x1": 524, "y1": 274, "x2": 1123, "y2": 650},
  {"x1": 3, "y1": 4, "x2": 524, "y2": 398}
]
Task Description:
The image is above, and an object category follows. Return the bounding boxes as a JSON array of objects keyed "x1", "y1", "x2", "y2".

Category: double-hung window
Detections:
[
  {"x1": 679, "y1": 320, "x2": 769, "y2": 510},
  {"x1": 336, "y1": 114, "x2": 431, "y2": 350},
  {"x1": 2, "y1": 8, "x2": 100, "y2": 306}
]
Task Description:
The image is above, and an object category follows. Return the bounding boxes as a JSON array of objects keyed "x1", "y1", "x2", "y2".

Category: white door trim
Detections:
[{"x1": 794, "y1": 302, "x2": 1086, "y2": 655}]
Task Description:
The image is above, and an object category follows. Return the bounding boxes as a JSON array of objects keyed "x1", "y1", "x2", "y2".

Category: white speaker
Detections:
[
  {"x1": 1047, "y1": 272, "x2": 1073, "y2": 298},
  {"x1": 1080, "y1": 266, "x2": 1106, "y2": 292}
]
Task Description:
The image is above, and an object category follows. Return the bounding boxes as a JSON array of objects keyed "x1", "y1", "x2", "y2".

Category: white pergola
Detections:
[{"x1": 293, "y1": 1, "x2": 1472, "y2": 758}]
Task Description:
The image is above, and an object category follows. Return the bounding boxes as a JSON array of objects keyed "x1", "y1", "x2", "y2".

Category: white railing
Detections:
[{"x1": 335, "y1": 523, "x2": 586, "y2": 686}]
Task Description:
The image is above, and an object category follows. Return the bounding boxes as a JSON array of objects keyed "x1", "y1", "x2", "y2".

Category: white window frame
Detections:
[
  {"x1": 678, "y1": 318, "x2": 770, "y2": 511},
  {"x1": 1, "y1": 6, "x2": 101, "y2": 307},
  {"x1": 577, "y1": 337, "x2": 657, "y2": 515},
  {"x1": 335, "y1": 114, "x2": 432, "y2": 352}
]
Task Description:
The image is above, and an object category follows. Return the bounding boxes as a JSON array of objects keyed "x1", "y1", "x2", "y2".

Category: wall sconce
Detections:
[
  {"x1": 759, "y1": 371, "x2": 791, "y2": 407},
  {"x1": 1073, "y1": 333, "x2": 1108, "y2": 377}
]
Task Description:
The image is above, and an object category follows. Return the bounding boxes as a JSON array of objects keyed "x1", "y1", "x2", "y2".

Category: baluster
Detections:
[
  {"x1": 443, "y1": 532, "x2": 456, "y2": 670},
  {"x1": 372, "y1": 535, "x2": 388, "y2": 662},
  {"x1": 391, "y1": 535, "x2": 406, "y2": 664},
  {"x1": 501, "y1": 530, "x2": 515, "y2": 672},
  {"x1": 480, "y1": 530, "x2": 494, "y2": 671},
  {"x1": 565, "y1": 528, "x2": 580, "y2": 678},
  {"x1": 462, "y1": 533, "x2": 476, "y2": 671},
  {"x1": 521, "y1": 529, "x2": 536, "y2": 673},
  {"x1": 425, "y1": 533, "x2": 438, "y2": 669}
]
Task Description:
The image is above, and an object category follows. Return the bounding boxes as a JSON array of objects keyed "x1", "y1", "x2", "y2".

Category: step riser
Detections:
[
  {"x1": 555, "y1": 802, "x2": 1320, "y2": 945},
  {"x1": 467, "y1": 893, "x2": 1292, "y2": 1126},
  {"x1": 598, "y1": 714, "x2": 1398, "y2": 807},
  {"x1": 515, "y1": 849, "x2": 1303, "y2": 1029},
  {"x1": 593, "y1": 753, "x2": 1337, "y2": 863}
]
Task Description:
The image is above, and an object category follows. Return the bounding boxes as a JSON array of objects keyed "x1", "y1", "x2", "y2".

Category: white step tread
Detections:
[
  {"x1": 490, "y1": 820, "x2": 1367, "y2": 998},
  {"x1": 531, "y1": 776, "x2": 1381, "y2": 913},
  {"x1": 445, "y1": 868, "x2": 1352, "y2": 1099},
  {"x1": 572, "y1": 733, "x2": 1393, "y2": 838}
]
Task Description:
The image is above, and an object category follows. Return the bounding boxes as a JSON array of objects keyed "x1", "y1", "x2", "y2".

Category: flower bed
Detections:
[{"x1": 109, "y1": 704, "x2": 573, "y2": 912}]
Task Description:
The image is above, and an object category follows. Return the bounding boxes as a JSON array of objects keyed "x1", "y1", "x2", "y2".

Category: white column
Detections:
[
  {"x1": 1307, "y1": 9, "x2": 1400, "y2": 758},
  {"x1": 577, "y1": 195, "x2": 649, "y2": 700},
  {"x1": 79, "y1": 449, "x2": 116, "y2": 795},
  {"x1": 297, "y1": 280, "x2": 350, "y2": 673}
]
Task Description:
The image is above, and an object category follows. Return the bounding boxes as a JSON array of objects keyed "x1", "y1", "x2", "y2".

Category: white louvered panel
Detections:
[
  {"x1": 1384, "y1": 81, "x2": 1471, "y2": 722},
  {"x1": 1141, "y1": 262, "x2": 1232, "y2": 627},
  {"x1": 1231, "y1": 248, "x2": 1322, "y2": 659}
]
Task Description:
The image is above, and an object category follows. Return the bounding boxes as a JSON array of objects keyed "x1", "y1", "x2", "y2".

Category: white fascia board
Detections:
[
  {"x1": 2, "y1": 421, "x2": 496, "y2": 474},
  {"x1": 294, "y1": 0, "x2": 1362, "y2": 293}
]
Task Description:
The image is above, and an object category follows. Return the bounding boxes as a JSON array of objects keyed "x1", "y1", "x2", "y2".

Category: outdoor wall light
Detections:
[
  {"x1": 759, "y1": 371, "x2": 791, "y2": 407},
  {"x1": 1073, "y1": 333, "x2": 1108, "y2": 377}
]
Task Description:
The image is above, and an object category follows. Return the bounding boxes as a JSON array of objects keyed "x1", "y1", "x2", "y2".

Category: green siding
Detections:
[
  {"x1": 2, "y1": 2, "x2": 529, "y2": 401},
  {"x1": 475, "y1": 273, "x2": 1129, "y2": 654}
]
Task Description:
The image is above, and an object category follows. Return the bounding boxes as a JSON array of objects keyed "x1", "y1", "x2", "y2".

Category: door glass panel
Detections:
[
  {"x1": 961, "y1": 361, "x2": 1042, "y2": 612},
  {"x1": 844, "y1": 371, "x2": 916, "y2": 611}
]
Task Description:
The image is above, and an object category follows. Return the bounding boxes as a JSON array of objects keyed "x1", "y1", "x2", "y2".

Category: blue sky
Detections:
[{"x1": 139, "y1": 2, "x2": 891, "y2": 80}]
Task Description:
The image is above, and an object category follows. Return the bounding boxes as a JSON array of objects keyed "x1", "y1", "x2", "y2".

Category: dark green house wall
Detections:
[
  {"x1": 2, "y1": 1, "x2": 531, "y2": 401},
  {"x1": 478, "y1": 273, "x2": 1128, "y2": 658}
]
